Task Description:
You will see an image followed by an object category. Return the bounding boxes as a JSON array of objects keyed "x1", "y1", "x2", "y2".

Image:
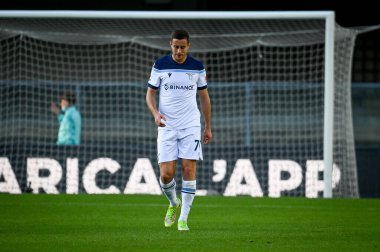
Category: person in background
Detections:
[{"x1": 50, "y1": 91, "x2": 82, "y2": 145}]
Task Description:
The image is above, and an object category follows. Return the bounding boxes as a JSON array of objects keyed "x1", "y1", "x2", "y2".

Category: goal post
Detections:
[
  {"x1": 323, "y1": 12, "x2": 335, "y2": 198},
  {"x1": 0, "y1": 11, "x2": 357, "y2": 198}
]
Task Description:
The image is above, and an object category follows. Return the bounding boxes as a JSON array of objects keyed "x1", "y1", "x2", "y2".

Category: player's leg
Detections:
[
  {"x1": 177, "y1": 127, "x2": 202, "y2": 231},
  {"x1": 160, "y1": 160, "x2": 181, "y2": 227},
  {"x1": 159, "y1": 160, "x2": 179, "y2": 206},
  {"x1": 178, "y1": 159, "x2": 196, "y2": 231},
  {"x1": 157, "y1": 128, "x2": 180, "y2": 227}
]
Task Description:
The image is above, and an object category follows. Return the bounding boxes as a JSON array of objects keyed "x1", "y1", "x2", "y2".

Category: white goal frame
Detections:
[{"x1": 0, "y1": 10, "x2": 335, "y2": 198}]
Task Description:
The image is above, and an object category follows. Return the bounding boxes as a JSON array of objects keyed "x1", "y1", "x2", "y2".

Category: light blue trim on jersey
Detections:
[
  {"x1": 147, "y1": 83, "x2": 158, "y2": 89},
  {"x1": 153, "y1": 68, "x2": 205, "y2": 74}
]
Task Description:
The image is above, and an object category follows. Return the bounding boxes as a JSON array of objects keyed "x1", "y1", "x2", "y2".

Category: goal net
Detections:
[{"x1": 0, "y1": 11, "x2": 359, "y2": 197}]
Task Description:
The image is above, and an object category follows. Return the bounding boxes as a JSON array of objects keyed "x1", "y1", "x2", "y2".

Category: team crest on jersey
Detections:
[
  {"x1": 168, "y1": 72, "x2": 172, "y2": 77},
  {"x1": 186, "y1": 73, "x2": 195, "y2": 81},
  {"x1": 164, "y1": 84, "x2": 169, "y2": 90}
]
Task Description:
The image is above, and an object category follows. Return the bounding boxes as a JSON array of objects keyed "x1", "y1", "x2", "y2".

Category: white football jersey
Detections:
[{"x1": 148, "y1": 55, "x2": 207, "y2": 129}]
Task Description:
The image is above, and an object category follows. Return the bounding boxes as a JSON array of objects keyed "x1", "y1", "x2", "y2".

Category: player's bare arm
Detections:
[
  {"x1": 146, "y1": 87, "x2": 166, "y2": 127},
  {"x1": 198, "y1": 88, "x2": 212, "y2": 144}
]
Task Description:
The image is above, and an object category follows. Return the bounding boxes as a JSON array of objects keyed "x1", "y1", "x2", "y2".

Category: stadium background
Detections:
[{"x1": 0, "y1": 0, "x2": 379, "y2": 197}]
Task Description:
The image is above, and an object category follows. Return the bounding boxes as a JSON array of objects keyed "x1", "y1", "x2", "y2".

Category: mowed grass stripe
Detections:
[{"x1": 0, "y1": 195, "x2": 379, "y2": 251}]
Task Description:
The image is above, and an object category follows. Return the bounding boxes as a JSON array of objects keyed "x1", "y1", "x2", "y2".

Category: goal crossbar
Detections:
[{"x1": 0, "y1": 10, "x2": 334, "y2": 20}]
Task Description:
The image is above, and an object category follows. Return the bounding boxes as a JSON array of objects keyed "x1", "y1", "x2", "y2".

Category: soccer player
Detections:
[
  {"x1": 146, "y1": 30, "x2": 212, "y2": 231},
  {"x1": 50, "y1": 91, "x2": 82, "y2": 145}
]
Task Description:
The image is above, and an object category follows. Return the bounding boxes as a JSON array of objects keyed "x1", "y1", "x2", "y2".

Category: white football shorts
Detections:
[{"x1": 157, "y1": 126, "x2": 203, "y2": 163}]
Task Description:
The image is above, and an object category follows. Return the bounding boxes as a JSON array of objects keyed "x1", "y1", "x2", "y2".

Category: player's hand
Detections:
[
  {"x1": 203, "y1": 128, "x2": 212, "y2": 144},
  {"x1": 154, "y1": 113, "x2": 166, "y2": 127}
]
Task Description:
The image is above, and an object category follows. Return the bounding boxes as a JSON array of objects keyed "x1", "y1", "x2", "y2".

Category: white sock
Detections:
[
  {"x1": 179, "y1": 180, "x2": 196, "y2": 222},
  {"x1": 160, "y1": 178, "x2": 178, "y2": 207}
]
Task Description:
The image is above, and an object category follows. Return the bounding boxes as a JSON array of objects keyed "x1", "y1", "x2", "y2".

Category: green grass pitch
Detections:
[{"x1": 0, "y1": 194, "x2": 379, "y2": 251}]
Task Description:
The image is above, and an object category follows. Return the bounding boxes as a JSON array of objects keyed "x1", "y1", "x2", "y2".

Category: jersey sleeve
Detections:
[
  {"x1": 197, "y1": 69, "x2": 207, "y2": 90},
  {"x1": 147, "y1": 65, "x2": 161, "y2": 89}
]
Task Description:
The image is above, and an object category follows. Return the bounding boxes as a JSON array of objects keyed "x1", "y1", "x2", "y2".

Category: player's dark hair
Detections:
[
  {"x1": 171, "y1": 30, "x2": 190, "y2": 43},
  {"x1": 60, "y1": 91, "x2": 76, "y2": 105}
]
